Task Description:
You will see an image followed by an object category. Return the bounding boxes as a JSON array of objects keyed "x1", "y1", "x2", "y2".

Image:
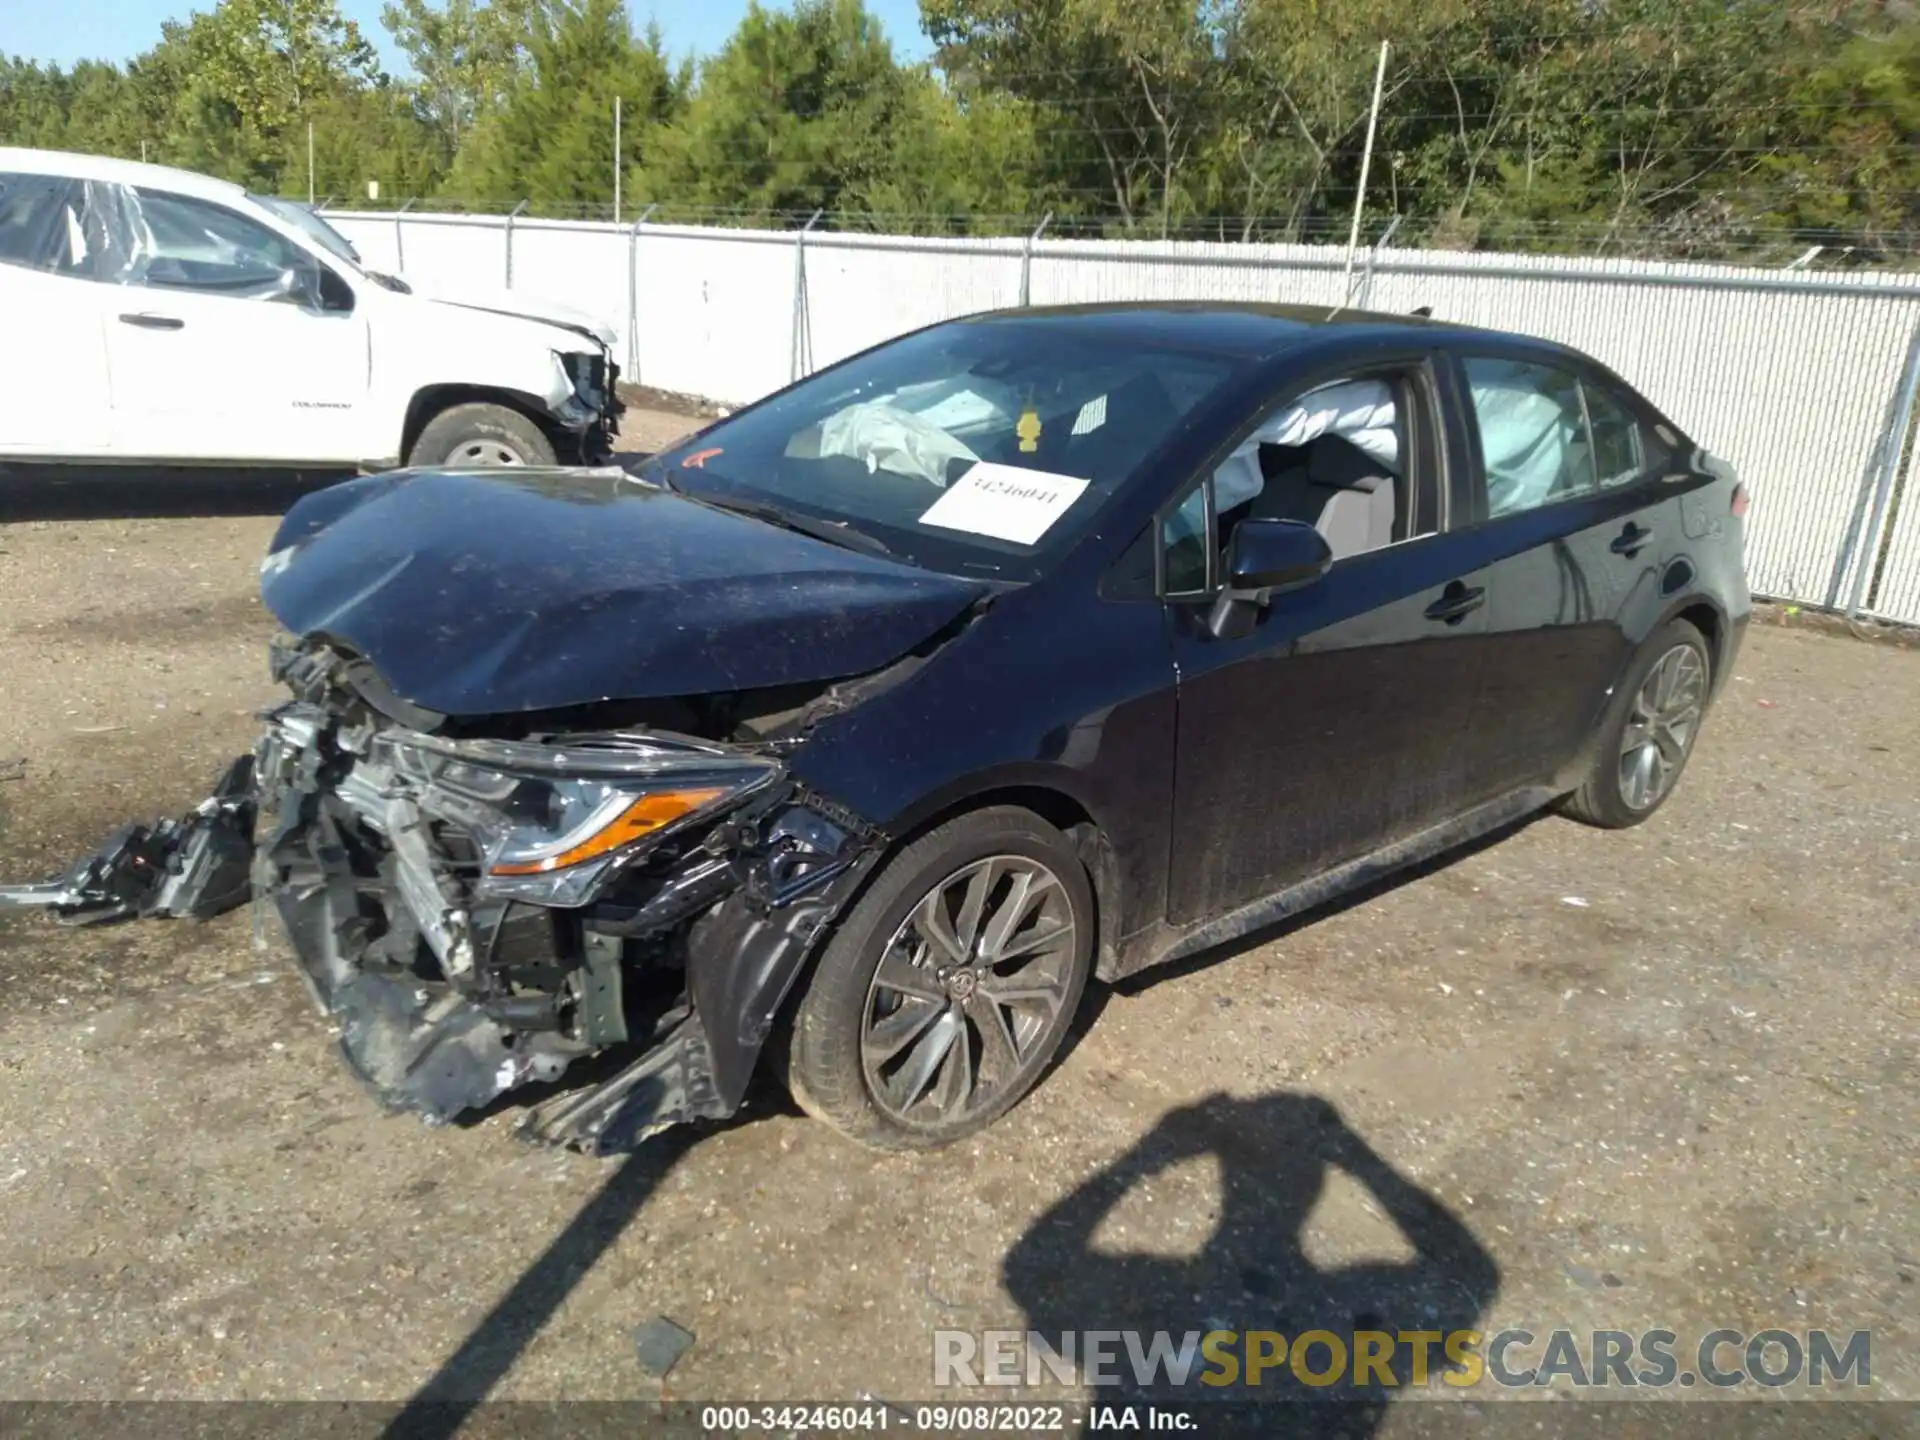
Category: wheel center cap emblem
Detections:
[{"x1": 945, "y1": 969, "x2": 978, "y2": 1001}]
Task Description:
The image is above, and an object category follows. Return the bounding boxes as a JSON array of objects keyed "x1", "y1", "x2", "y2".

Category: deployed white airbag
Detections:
[
  {"x1": 1213, "y1": 379, "x2": 1399, "y2": 511},
  {"x1": 1469, "y1": 362, "x2": 1581, "y2": 517},
  {"x1": 808, "y1": 401, "x2": 982, "y2": 487}
]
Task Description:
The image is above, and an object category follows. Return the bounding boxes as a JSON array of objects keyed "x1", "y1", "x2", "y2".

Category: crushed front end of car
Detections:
[
  {"x1": 246, "y1": 638, "x2": 883, "y2": 1151},
  {"x1": 1, "y1": 465, "x2": 995, "y2": 1151},
  {"x1": 1, "y1": 641, "x2": 886, "y2": 1154},
  {"x1": 549, "y1": 347, "x2": 625, "y2": 464}
]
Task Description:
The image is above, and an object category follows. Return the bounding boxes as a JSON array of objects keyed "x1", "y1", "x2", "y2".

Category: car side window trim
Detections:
[{"x1": 1149, "y1": 355, "x2": 1447, "y2": 600}]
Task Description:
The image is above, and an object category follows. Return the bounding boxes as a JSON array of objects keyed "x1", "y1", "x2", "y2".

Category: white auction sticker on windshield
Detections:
[{"x1": 917, "y1": 462, "x2": 1089, "y2": 545}]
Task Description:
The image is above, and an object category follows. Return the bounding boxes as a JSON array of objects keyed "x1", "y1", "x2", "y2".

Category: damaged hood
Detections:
[
  {"x1": 260, "y1": 469, "x2": 990, "y2": 716},
  {"x1": 400, "y1": 278, "x2": 618, "y2": 348}
]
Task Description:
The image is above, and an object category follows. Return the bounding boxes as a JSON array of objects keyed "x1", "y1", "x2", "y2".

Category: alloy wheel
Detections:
[
  {"x1": 860, "y1": 855, "x2": 1078, "y2": 1126},
  {"x1": 1618, "y1": 642, "x2": 1706, "y2": 811}
]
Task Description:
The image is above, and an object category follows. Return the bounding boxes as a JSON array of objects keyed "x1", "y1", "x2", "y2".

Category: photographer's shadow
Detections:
[{"x1": 1004, "y1": 1092, "x2": 1499, "y2": 1437}]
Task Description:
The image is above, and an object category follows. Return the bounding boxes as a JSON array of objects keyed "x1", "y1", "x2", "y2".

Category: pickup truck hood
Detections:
[
  {"x1": 401, "y1": 279, "x2": 618, "y2": 349},
  {"x1": 260, "y1": 469, "x2": 989, "y2": 717}
]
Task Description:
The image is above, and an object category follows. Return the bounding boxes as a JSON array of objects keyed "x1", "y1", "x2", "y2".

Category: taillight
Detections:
[{"x1": 1731, "y1": 482, "x2": 1750, "y2": 519}]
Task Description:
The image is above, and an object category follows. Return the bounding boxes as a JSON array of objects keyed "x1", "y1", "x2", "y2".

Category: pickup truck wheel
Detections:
[
  {"x1": 787, "y1": 807, "x2": 1094, "y2": 1151},
  {"x1": 408, "y1": 403, "x2": 556, "y2": 468}
]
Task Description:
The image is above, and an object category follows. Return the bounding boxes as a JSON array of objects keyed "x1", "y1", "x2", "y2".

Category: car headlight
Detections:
[
  {"x1": 383, "y1": 731, "x2": 777, "y2": 906},
  {"x1": 484, "y1": 780, "x2": 729, "y2": 876}
]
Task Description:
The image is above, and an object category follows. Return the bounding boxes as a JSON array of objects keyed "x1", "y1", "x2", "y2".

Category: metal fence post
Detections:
[
  {"x1": 1359, "y1": 213, "x2": 1402, "y2": 311},
  {"x1": 1845, "y1": 320, "x2": 1920, "y2": 617},
  {"x1": 394, "y1": 197, "x2": 415, "y2": 275},
  {"x1": 505, "y1": 199, "x2": 528, "y2": 288},
  {"x1": 627, "y1": 203, "x2": 656, "y2": 383},
  {"x1": 790, "y1": 209, "x2": 823, "y2": 383},
  {"x1": 1339, "y1": 40, "x2": 1391, "y2": 309},
  {"x1": 1019, "y1": 211, "x2": 1053, "y2": 307}
]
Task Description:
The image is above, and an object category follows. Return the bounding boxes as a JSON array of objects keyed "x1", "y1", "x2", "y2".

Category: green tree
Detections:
[
  {"x1": 381, "y1": 0, "x2": 554, "y2": 151},
  {"x1": 923, "y1": 0, "x2": 1226, "y2": 234},
  {"x1": 5, "y1": 0, "x2": 1917, "y2": 259},
  {"x1": 444, "y1": 0, "x2": 679, "y2": 212},
  {"x1": 854, "y1": 78, "x2": 1052, "y2": 230},
  {"x1": 640, "y1": 0, "x2": 918, "y2": 219},
  {"x1": 195, "y1": 0, "x2": 381, "y2": 140}
]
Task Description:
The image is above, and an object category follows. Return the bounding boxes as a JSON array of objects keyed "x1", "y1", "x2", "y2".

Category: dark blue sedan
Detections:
[{"x1": 4, "y1": 303, "x2": 1752, "y2": 1154}]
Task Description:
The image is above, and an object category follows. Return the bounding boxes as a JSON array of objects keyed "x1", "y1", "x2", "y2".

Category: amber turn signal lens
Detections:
[{"x1": 488, "y1": 788, "x2": 725, "y2": 876}]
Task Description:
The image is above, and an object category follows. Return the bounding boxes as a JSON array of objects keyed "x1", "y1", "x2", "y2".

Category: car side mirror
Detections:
[
  {"x1": 1206, "y1": 518, "x2": 1331, "y2": 640},
  {"x1": 316, "y1": 264, "x2": 355, "y2": 313},
  {"x1": 271, "y1": 262, "x2": 343, "y2": 313},
  {"x1": 1225, "y1": 517, "x2": 1333, "y2": 592},
  {"x1": 266, "y1": 264, "x2": 318, "y2": 310}
]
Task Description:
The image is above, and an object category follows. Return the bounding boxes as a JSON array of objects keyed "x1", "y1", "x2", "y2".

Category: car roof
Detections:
[
  {"x1": 954, "y1": 300, "x2": 1587, "y2": 369},
  {"x1": 0, "y1": 147, "x2": 250, "y2": 205}
]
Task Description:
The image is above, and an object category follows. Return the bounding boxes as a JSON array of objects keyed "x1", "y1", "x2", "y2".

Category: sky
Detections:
[{"x1": 1, "y1": 0, "x2": 934, "y2": 72}]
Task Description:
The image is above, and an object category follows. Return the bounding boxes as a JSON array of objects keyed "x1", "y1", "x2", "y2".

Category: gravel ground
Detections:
[{"x1": 0, "y1": 418, "x2": 1914, "y2": 1428}]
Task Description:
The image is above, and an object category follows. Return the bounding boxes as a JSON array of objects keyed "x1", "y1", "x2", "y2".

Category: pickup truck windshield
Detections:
[
  {"x1": 645, "y1": 320, "x2": 1239, "y2": 580},
  {"x1": 253, "y1": 196, "x2": 363, "y2": 269}
]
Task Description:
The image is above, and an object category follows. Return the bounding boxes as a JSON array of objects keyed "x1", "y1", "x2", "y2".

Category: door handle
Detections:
[
  {"x1": 1611, "y1": 522, "x2": 1652, "y2": 557},
  {"x1": 118, "y1": 312, "x2": 185, "y2": 330},
  {"x1": 1424, "y1": 581, "x2": 1486, "y2": 625}
]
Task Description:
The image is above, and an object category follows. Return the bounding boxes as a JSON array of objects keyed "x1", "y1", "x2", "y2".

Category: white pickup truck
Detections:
[{"x1": 0, "y1": 148, "x2": 623, "y2": 471}]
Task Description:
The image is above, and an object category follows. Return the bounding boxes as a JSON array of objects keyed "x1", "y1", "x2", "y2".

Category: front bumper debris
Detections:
[
  {"x1": 552, "y1": 352, "x2": 624, "y2": 463},
  {"x1": 0, "y1": 755, "x2": 256, "y2": 925},
  {"x1": 0, "y1": 649, "x2": 879, "y2": 1155}
]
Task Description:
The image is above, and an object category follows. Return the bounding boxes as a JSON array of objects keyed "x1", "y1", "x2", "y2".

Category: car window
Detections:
[
  {"x1": 645, "y1": 320, "x2": 1242, "y2": 581},
  {"x1": 254, "y1": 194, "x2": 362, "y2": 268},
  {"x1": 0, "y1": 172, "x2": 97, "y2": 276},
  {"x1": 1211, "y1": 377, "x2": 1407, "y2": 562},
  {"x1": 1162, "y1": 483, "x2": 1210, "y2": 594},
  {"x1": 121, "y1": 187, "x2": 313, "y2": 299},
  {"x1": 1464, "y1": 357, "x2": 1597, "y2": 518},
  {"x1": 1156, "y1": 372, "x2": 1422, "y2": 591},
  {"x1": 1583, "y1": 382, "x2": 1646, "y2": 487}
]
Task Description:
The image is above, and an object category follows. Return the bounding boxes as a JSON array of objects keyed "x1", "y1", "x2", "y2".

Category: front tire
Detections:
[
  {"x1": 787, "y1": 807, "x2": 1094, "y2": 1151},
  {"x1": 1563, "y1": 618, "x2": 1712, "y2": 829},
  {"x1": 407, "y1": 402, "x2": 557, "y2": 468}
]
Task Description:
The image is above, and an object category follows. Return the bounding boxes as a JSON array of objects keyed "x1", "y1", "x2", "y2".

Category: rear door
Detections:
[
  {"x1": 1448, "y1": 351, "x2": 1682, "y2": 798},
  {"x1": 102, "y1": 185, "x2": 369, "y2": 463},
  {"x1": 1164, "y1": 354, "x2": 1493, "y2": 926},
  {"x1": 0, "y1": 171, "x2": 112, "y2": 456}
]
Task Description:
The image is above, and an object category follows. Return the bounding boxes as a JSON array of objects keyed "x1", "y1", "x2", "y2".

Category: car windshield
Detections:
[
  {"x1": 252, "y1": 195, "x2": 362, "y2": 268},
  {"x1": 641, "y1": 320, "x2": 1241, "y2": 580}
]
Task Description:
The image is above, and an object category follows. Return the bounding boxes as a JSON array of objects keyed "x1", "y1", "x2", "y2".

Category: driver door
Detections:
[
  {"x1": 102, "y1": 184, "x2": 369, "y2": 463},
  {"x1": 1165, "y1": 356, "x2": 1492, "y2": 926}
]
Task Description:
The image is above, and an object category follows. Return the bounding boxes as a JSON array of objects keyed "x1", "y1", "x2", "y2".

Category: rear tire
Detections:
[
  {"x1": 786, "y1": 807, "x2": 1094, "y2": 1151},
  {"x1": 407, "y1": 402, "x2": 557, "y2": 468},
  {"x1": 1563, "y1": 618, "x2": 1712, "y2": 829}
]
